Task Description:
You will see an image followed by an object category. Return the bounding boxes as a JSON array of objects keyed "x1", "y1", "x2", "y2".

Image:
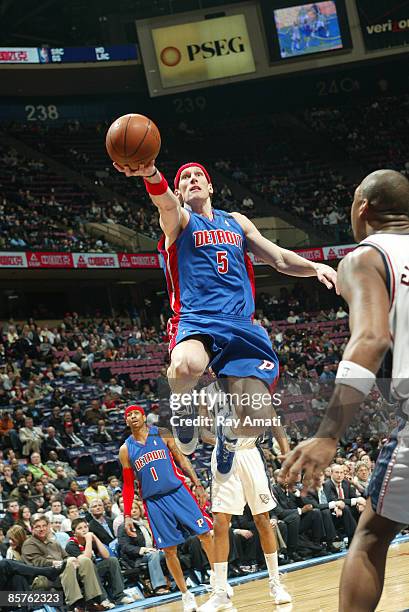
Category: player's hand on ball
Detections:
[
  {"x1": 315, "y1": 263, "x2": 339, "y2": 294},
  {"x1": 124, "y1": 516, "x2": 137, "y2": 538},
  {"x1": 113, "y1": 160, "x2": 156, "y2": 178}
]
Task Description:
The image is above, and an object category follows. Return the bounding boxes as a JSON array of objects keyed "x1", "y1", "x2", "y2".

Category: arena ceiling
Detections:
[{"x1": 0, "y1": 0, "x2": 246, "y2": 46}]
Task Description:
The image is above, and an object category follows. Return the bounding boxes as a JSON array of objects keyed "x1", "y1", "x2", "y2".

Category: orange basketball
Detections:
[{"x1": 105, "y1": 113, "x2": 161, "y2": 169}]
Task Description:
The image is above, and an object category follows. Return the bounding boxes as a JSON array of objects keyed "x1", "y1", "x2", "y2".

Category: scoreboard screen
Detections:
[{"x1": 261, "y1": 0, "x2": 352, "y2": 62}]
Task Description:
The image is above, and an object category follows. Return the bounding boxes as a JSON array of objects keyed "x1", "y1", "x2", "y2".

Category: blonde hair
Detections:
[{"x1": 7, "y1": 524, "x2": 27, "y2": 552}]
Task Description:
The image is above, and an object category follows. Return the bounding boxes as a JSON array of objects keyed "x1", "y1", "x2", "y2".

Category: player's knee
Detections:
[
  {"x1": 213, "y1": 514, "x2": 230, "y2": 536},
  {"x1": 170, "y1": 353, "x2": 204, "y2": 380},
  {"x1": 163, "y1": 545, "x2": 178, "y2": 559},
  {"x1": 253, "y1": 513, "x2": 270, "y2": 530}
]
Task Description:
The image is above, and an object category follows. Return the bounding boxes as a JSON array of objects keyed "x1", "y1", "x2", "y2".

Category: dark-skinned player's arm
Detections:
[
  {"x1": 231, "y1": 212, "x2": 339, "y2": 293},
  {"x1": 119, "y1": 444, "x2": 137, "y2": 537},
  {"x1": 159, "y1": 428, "x2": 207, "y2": 507},
  {"x1": 113, "y1": 160, "x2": 189, "y2": 240},
  {"x1": 282, "y1": 246, "x2": 391, "y2": 484},
  {"x1": 271, "y1": 406, "x2": 290, "y2": 461}
]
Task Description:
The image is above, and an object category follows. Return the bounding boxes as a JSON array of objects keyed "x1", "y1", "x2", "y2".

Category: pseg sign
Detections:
[{"x1": 152, "y1": 14, "x2": 255, "y2": 88}]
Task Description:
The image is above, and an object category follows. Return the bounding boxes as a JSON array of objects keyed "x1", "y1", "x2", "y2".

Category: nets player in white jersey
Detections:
[
  {"x1": 198, "y1": 383, "x2": 292, "y2": 610},
  {"x1": 283, "y1": 169, "x2": 409, "y2": 611}
]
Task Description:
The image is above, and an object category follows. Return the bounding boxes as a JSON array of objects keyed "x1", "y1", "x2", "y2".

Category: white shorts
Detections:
[
  {"x1": 211, "y1": 446, "x2": 276, "y2": 516},
  {"x1": 369, "y1": 419, "x2": 409, "y2": 524}
]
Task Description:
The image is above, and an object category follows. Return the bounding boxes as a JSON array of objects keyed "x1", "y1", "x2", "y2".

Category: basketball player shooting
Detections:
[
  {"x1": 114, "y1": 156, "x2": 337, "y2": 610},
  {"x1": 283, "y1": 169, "x2": 409, "y2": 611},
  {"x1": 114, "y1": 158, "x2": 337, "y2": 457},
  {"x1": 119, "y1": 404, "x2": 215, "y2": 612}
]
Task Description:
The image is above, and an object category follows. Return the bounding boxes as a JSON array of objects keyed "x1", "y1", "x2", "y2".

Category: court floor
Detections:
[{"x1": 143, "y1": 539, "x2": 409, "y2": 612}]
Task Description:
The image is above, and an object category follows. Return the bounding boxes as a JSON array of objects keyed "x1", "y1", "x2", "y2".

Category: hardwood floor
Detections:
[{"x1": 144, "y1": 540, "x2": 409, "y2": 612}]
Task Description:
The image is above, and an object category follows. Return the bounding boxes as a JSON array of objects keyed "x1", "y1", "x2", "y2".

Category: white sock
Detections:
[
  {"x1": 265, "y1": 552, "x2": 279, "y2": 582},
  {"x1": 214, "y1": 562, "x2": 228, "y2": 594}
]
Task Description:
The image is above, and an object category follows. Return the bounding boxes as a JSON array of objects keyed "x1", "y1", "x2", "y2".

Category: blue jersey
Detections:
[
  {"x1": 158, "y1": 208, "x2": 255, "y2": 318},
  {"x1": 126, "y1": 426, "x2": 183, "y2": 499}
]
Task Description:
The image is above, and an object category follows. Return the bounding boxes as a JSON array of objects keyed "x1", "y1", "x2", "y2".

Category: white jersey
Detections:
[{"x1": 360, "y1": 233, "x2": 409, "y2": 406}]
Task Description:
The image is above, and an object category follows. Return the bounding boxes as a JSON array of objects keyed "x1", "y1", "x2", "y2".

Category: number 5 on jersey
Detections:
[{"x1": 217, "y1": 251, "x2": 228, "y2": 274}]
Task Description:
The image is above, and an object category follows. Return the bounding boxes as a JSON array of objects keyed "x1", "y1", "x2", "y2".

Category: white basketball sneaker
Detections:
[
  {"x1": 198, "y1": 592, "x2": 235, "y2": 612},
  {"x1": 209, "y1": 571, "x2": 234, "y2": 598},
  {"x1": 269, "y1": 577, "x2": 292, "y2": 604},
  {"x1": 182, "y1": 590, "x2": 198, "y2": 612}
]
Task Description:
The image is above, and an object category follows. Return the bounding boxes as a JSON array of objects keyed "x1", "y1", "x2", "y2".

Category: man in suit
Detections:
[
  {"x1": 303, "y1": 473, "x2": 347, "y2": 551},
  {"x1": 324, "y1": 464, "x2": 366, "y2": 521},
  {"x1": 43, "y1": 426, "x2": 67, "y2": 461},
  {"x1": 272, "y1": 470, "x2": 325, "y2": 560},
  {"x1": 87, "y1": 499, "x2": 116, "y2": 546}
]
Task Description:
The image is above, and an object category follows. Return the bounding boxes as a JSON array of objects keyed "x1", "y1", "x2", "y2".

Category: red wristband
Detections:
[{"x1": 144, "y1": 173, "x2": 168, "y2": 196}]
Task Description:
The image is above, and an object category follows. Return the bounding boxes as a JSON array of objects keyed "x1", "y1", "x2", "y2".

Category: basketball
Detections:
[{"x1": 105, "y1": 113, "x2": 161, "y2": 169}]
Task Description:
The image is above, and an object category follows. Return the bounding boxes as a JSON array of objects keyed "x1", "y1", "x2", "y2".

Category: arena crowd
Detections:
[{"x1": 0, "y1": 295, "x2": 400, "y2": 609}]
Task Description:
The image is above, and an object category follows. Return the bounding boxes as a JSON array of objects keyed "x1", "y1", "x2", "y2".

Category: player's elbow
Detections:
[
  {"x1": 348, "y1": 332, "x2": 390, "y2": 362},
  {"x1": 273, "y1": 259, "x2": 290, "y2": 275}
]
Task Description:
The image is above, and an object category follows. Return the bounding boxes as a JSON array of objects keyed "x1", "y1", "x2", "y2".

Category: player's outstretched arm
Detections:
[
  {"x1": 159, "y1": 427, "x2": 207, "y2": 506},
  {"x1": 282, "y1": 247, "x2": 391, "y2": 482},
  {"x1": 316, "y1": 246, "x2": 390, "y2": 439},
  {"x1": 113, "y1": 160, "x2": 189, "y2": 239},
  {"x1": 232, "y1": 212, "x2": 338, "y2": 292},
  {"x1": 119, "y1": 444, "x2": 136, "y2": 537}
]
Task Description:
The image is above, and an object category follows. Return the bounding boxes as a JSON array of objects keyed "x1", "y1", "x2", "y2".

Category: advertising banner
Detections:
[
  {"x1": 0, "y1": 252, "x2": 27, "y2": 267},
  {"x1": 322, "y1": 244, "x2": 356, "y2": 260},
  {"x1": 72, "y1": 253, "x2": 119, "y2": 269},
  {"x1": 39, "y1": 45, "x2": 138, "y2": 64},
  {"x1": 0, "y1": 245, "x2": 355, "y2": 270},
  {"x1": 357, "y1": 0, "x2": 409, "y2": 50},
  {"x1": 27, "y1": 252, "x2": 74, "y2": 268},
  {"x1": 118, "y1": 253, "x2": 160, "y2": 268},
  {"x1": 0, "y1": 48, "x2": 39, "y2": 63},
  {"x1": 0, "y1": 45, "x2": 138, "y2": 65},
  {"x1": 151, "y1": 14, "x2": 256, "y2": 88}
]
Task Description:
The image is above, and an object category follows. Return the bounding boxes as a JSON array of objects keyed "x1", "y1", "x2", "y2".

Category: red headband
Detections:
[
  {"x1": 174, "y1": 163, "x2": 211, "y2": 189},
  {"x1": 124, "y1": 405, "x2": 145, "y2": 420}
]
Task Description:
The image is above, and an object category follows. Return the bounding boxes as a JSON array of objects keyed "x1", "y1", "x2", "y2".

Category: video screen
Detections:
[{"x1": 274, "y1": 1, "x2": 343, "y2": 58}]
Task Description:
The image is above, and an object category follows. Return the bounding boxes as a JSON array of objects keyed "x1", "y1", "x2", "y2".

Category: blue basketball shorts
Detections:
[
  {"x1": 168, "y1": 313, "x2": 279, "y2": 386},
  {"x1": 143, "y1": 484, "x2": 210, "y2": 548}
]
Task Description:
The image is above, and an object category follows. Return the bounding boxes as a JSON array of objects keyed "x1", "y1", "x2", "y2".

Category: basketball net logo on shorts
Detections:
[{"x1": 259, "y1": 494, "x2": 270, "y2": 504}]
